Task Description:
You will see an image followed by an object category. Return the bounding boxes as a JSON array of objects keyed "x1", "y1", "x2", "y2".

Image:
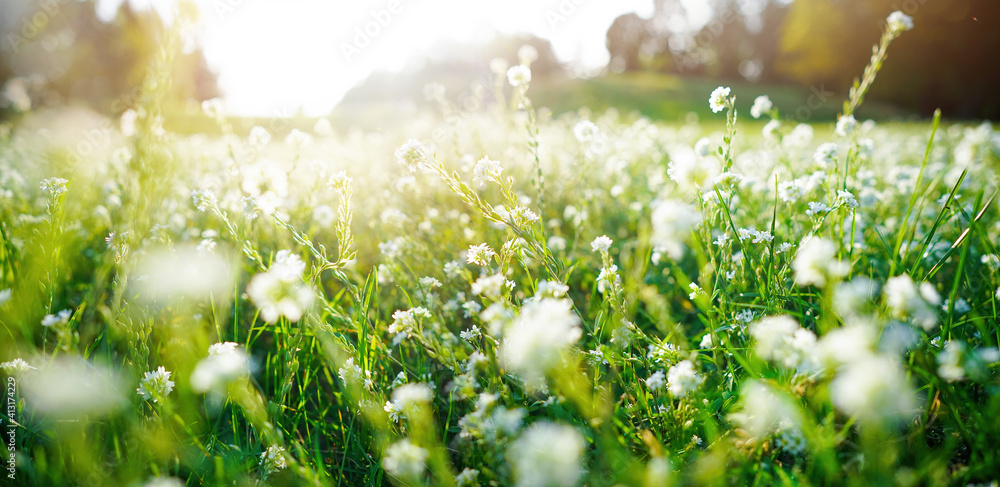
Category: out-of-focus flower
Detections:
[
  {"x1": 190, "y1": 342, "x2": 252, "y2": 393},
  {"x1": 510, "y1": 422, "x2": 584, "y2": 487},
  {"x1": 750, "y1": 95, "x2": 772, "y2": 119},
  {"x1": 507, "y1": 65, "x2": 532, "y2": 87},
  {"x1": 886, "y1": 11, "x2": 914, "y2": 34},
  {"x1": 382, "y1": 439, "x2": 428, "y2": 480}
]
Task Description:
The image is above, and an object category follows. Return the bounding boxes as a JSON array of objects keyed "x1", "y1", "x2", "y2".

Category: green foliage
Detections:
[{"x1": 1, "y1": 14, "x2": 1000, "y2": 487}]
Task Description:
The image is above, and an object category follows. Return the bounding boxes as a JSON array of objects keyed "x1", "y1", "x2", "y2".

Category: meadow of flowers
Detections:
[{"x1": 2, "y1": 11, "x2": 1000, "y2": 487}]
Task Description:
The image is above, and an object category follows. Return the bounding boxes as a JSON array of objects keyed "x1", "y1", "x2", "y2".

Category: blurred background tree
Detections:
[
  {"x1": 605, "y1": 0, "x2": 998, "y2": 119},
  {"x1": 2, "y1": 0, "x2": 997, "y2": 122},
  {"x1": 0, "y1": 0, "x2": 217, "y2": 119}
]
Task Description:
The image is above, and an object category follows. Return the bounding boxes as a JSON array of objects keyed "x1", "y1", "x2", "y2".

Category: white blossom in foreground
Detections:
[
  {"x1": 136, "y1": 366, "x2": 175, "y2": 403},
  {"x1": 507, "y1": 65, "x2": 532, "y2": 87},
  {"x1": 835, "y1": 115, "x2": 857, "y2": 137},
  {"x1": 729, "y1": 380, "x2": 803, "y2": 439},
  {"x1": 750, "y1": 95, "x2": 773, "y2": 119},
  {"x1": 21, "y1": 357, "x2": 126, "y2": 417},
  {"x1": 651, "y1": 200, "x2": 702, "y2": 261},
  {"x1": 473, "y1": 156, "x2": 503, "y2": 187},
  {"x1": 456, "y1": 468, "x2": 480, "y2": 487},
  {"x1": 813, "y1": 142, "x2": 839, "y2": 167},
  {"x1": 259, "y1": 445, "x2": 287, "y2": 475},
  {"x1": 134, "y1": 246, "x2": 234, "y2": 302},
  {"x1": 830, "y1": 355, "x2": 917, "y2": 424},
  {"x1": 382, "y1": 439, "x2": 429, "y2": 480},
  {"x1": 792, "y1": 237, "x2": 848, "y2": 288},
  {"x1": 248, "y1": 125, "x2": 270, "y2": 148},
  {"x1": 471, "y1": 273, "x2": 514, "y2": 299},
  {"x1": 501, "y1": 298, "x2": 581, "y2": 383},
  {"x1": 936, "y1": 341, "x2": 966, "y2": 382},
  {"x1": 0, "y1": 358, "x2": 34, "y2": 373},
  {"x1": 883, "y1": 274, "x2": 940, "y2": 331},
  {"x1": 392, "y1": 383, "x2": 434, "y2": 411},
  {"x1": 749, "y1": 315, "x2": 820, "y2": 373},
  {"x1": 709, "y1": 86, "x2": 732, "y2": 113},
  {"x1": 41, "y1": 309, "x2": 72, "y2": 327},
  {"x1": 246, "y1": 251, "x2": 313, "y2": 323},
  {"x1": 510, "y1": 422, "x2": 584, "y2": 487},
  {"x1": 573, "y1": 120, "x2": 600, "y2": 143},
  {"x1": 395, "y1": 139, "x2": 429, "y2": 172},
  {"x1": 190, "y1": 188, "x2": 216, "y2": 212},
  {"x1": 646, "y1": 370, "x2": 666, "y2": 391},
  {"x1": 40, "y1": 177, "x2": 69, "y2": 196},
  {"x1": 667, "y1": 359, "x2": 704, "y2": 396},
  {"x1": 387, "y1": 307, "x2": 432, "y2": 346},
  {"x1": 190, "y1": 343, "x2": 251, "y2": 393},
  {"x1": 667, "y1": 148, "x2": 720, "y2": 193},
  {"x1": 141, "y1": 476, "x2": 183, "y2": 487},
  {"x1": 591, "y1": 235, "x2": 613, "y2": 253},
  {"x1": 886, "y1": 11, "x2": 914, "y2": 34},
  {"x1": 534, "y1": 280, "x2": 569, "y2": 299},
  {"x1": 467, "y1": 243, "x2": 496, "y2": 266},
  {"x1": 816, "y1": 323, "x2": 876, "y2": 367}
]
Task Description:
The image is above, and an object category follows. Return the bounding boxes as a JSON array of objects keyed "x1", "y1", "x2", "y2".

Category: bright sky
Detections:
[{"x1": 95, "y1": 0, "x2": 717, "y2": 117}]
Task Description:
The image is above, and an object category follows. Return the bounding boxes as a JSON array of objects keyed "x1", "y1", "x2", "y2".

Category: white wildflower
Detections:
[
  {"x1": 813, "y1": 142, "x2": 839, "y2": 167},
  {"x1": 501, "y1": 298, "x2": 581, "y2": 382},
  {"x1": 1, "y1": 358, "x2": 35, "y2": 373},
  {"x1": 749, "y1": 315, "x2": 820, "y2": 373},
  {"x1": 191, "y1": 343, "x2": 251, "y2": 393},
  {"x1": 507, "y1": 65, "x2": 532, "y2": 87},
  {"x1": 456, "y1": 468, "x2": 480, "y2": 487},
  {"x1": 792, "y1": 237, "x2": 848, "y2": 288},
  {"x1": 667, "y1": 359, "x2": 704, "y2": 396},
  {"x1": 471, "y1": 273, "x2": 514, "y2": 299},
  {"x1": 473, "y1": 156, "x2": 503, "y2": 187},
  {"x1": 646, "y1": 370, "x2": 666, "y2": 391},
  {"x1": 191, "y1": 188, "x2": 216, "y2": 212},
  {"x1": 136, "y1": 366, "x2": 175, "y2": 402},
  {"x1": 651, "y1": 200, "x2": 702, "y2": 261},
  {"x1": 937, "y1": 341, "x2": 966, "y2": 382},
  {"x1": 510, "y1": 422, "x2": 584, "y2": 487},
  {"x1": 382, "y1": 439, "x2": 428, "y2": 479},
  {"x1": 467, "y1": 243, "x2": 496, "y2": 266},
  {"x1": 573, "y1": 120, "x2": 600, "y2": 143},
  {"x1": 884, "y1": 274, "x2": 940, "y2": 331},
  {"x1": 41, "y1": 309, "x2": 72, "y2": 327},
  {"x1": 709, "y1": 86, "x2": 732, "y2": 113},
  {"x1": 248, "y1": 126, "x2": 270, "y2": 148},
  {"x1": 835, "y1": 115, "x2": 857, "y2": 137},
  {"x1": 591, "y1": 235, "x2": 613, "y2": 253},
  {"x1": 41, "y1": 177, "x2": 69, "y2": 197},
  {"x1": 259, "y1": 445, "x2": 287, "y2": 475},
  {"x1": 750, "y1": 95, "x2": 772, "y2": 119},
  {"x1": 246, "y1": 252, "x2": 314, "y2": 323},
  {"x1": 395, "y1": 139, "x2": 429, "y2": 172},
  {"x1": 886, "y1": 11, "x2": 914, "y2": 34},
  {"x1": 830, "y1": 355, "x2": 917, "y2": 424}
]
